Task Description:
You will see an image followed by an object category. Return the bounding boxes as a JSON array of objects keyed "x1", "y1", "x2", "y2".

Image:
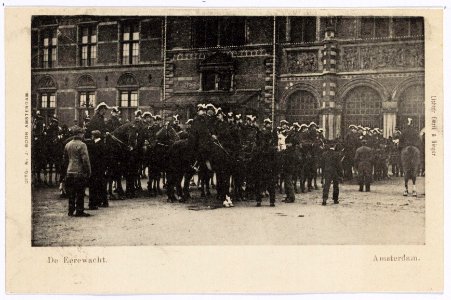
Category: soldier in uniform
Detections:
[
  {"x1": 354, "y1": 139, "x2": 374, "y2": 192},
  {"x1": 399, "y1": 118, "x2": 421, "y2": 150},
  {"x1": 191, "y1": 104, "x2": 211, "y2": 164},
  {"x1": 343, "y1": 125, "x2": 359, "y2": 180},
  {"x1": 86, "y1": 102, "x2": 110, "y2": 139},
  {"x1": 283, "y1": 123, "x2": 301, "y2": 203},
  {"x1": 111, "y1": 114, "x2": 140, "y2": 198},
  {"x1": 242, "y1": 115, "x2": 259, "y2": 200},
  {"x1": 255, "y1": 118, "x2": 278, "y2": 207},
  {"x1": 321, "y1": 141, "x2": 344, "y2": 205},
  {"x1": 106, "y1": 106, "x2": 122, "y2": 132}
]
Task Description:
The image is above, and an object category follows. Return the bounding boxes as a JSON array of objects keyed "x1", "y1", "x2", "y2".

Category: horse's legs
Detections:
[
  {"x1": 48, "y1": 163, "x2": 54, "y2": 185},
  {"x1": 412, "y1": 176, "x2": 417, "y2": 197},
  {"x1": 205, "y1": 172, "x2": 212, "y2": 197},
  {"x1": 183, "y1": 172, "x2": 193, "y2": 199},
  {"x1": 403, "y1": 175, "x2": 409, "y2": 196},
  {"x1": 293, "y1": 174, "x2": 299, "y2": 194},
  {"x1": 166, "y1": 172, "x2": 176, "y2": 202},
  {"x1": 175, "y1": 174, "x2": 184, "y2": 202}
]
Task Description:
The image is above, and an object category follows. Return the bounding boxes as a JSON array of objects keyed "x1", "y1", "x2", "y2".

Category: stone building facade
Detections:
[{"x1": 31, "y1": 15, "x2": 424, "y2": 138}]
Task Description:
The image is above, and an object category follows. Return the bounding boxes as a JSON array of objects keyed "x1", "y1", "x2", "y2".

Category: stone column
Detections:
[
  {"x1": 382, "y1": 101, "x2": 398, "y2": 138},
  {"x1": 320, "y1": 25, "x2": 339, "y2": 139}
]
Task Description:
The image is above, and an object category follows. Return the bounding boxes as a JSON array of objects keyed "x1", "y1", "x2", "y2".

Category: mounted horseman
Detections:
[
  {"x1": 85, "y1": 102, "x2": 110, "y2": 139},
  {"x1": 105, "y1": 107, "x2": 125, "y2": 199},
  {"x1": 45, "y1": 115, "x2": 63, "y2": 186},
  {"x1": 255, "y1": 118, "x2": 278, "y2": 207},
  {"x1": 398, "y1": 118, "x2": 422, "y2": 197},
  {"x1": 191, "y1": 103, "x2": 215, "y2": 198},
  {"x1": 31, "y1": 111, "x2": 47, "y2": 186},
  {"x1": 145, "y1": 114, "x2": 165, "y2": 196},
  {"x1": 343, "y1": 124, "x2": 359, "y2": 180},
  {"x1": 109, "y1": 113, "x2": 140, "y2": 198}
]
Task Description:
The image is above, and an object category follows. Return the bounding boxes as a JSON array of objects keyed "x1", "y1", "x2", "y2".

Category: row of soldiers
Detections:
[{"x1": 33, "y1": 101, "x2": 423, "y2": 213}]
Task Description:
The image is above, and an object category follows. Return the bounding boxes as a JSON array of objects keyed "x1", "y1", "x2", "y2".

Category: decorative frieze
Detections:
[
  {"x1": 286, "y1": 50, "x2": 319, "y2": 73},
  {"x1": 172, "y1": 48, "x2": 269, "y2": 61},
  {"x1": 339, "y1": 42, "x2": 424, "y2": 71}
]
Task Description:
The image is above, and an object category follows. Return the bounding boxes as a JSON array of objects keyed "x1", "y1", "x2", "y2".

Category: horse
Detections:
[
  {"x1": 45, "y1": 132, "x2": 65, "y2": 186},
  {"x1": 31, "y1": 132, "x2": 49, "y2": 187},
  {"x1": 108, "y1": 122, "x2": 139, "y2": 198},
  {"x1": 400, "y1": 145, "x2": 421, "y2": 197}
]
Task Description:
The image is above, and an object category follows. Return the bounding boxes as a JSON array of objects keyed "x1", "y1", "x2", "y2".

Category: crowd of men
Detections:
[{"x1": 32, "y1": 101, "x2": 424, "y2": 216}]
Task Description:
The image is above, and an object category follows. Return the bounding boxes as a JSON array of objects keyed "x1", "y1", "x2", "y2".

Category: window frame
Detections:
[
  {"x1": 41, "y1": 28, "x2": 57, "y2": 68},
  {"x1": 119, "y1": 90, "x2": 139, "y2": 108},
  {"x1": 121, "y1": 22, "x2": 140, "y2": 65},
  {"x1": 289, "y1": 16, "x2": 317, "y2": 43},
  {"x1": 79, "y1": 25, "x2": 97, "y2": 66}
]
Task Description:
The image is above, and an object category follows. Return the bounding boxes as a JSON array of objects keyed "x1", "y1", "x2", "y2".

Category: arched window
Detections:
[
  {"x1": 285, "y1": 90, "x2": 318, "y2": 124},
  {"x1": 76, "y1": 74, "x2": 97, "y2": 120},
  {"x1": 117, "y1": 73, "x2": 139, "y2": 121},
  {"x1": 342, "y1": 86, "x2": 383, "y2": 129},
  {"x1": 37, "y1": 76, "x2": 57, "y2": 124}
]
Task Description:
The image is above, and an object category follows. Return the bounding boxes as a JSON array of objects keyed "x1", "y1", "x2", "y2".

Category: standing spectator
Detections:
[
  {"x1": 322, "y1": 142, "x2": 343, "y2": 205},
  {"x1": 63, "y1": 126, "x2": 91, "y2": 217},
  {"x1": 86, "y1": 130, "x2": 108, "y2": 210},
  {"x1": 354, "y1": 139, "x2": 374, "y2": 192}
]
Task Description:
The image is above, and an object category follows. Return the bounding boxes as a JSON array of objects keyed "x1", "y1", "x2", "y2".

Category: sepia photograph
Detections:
[
  {"x1": 4, "y1": 6, "x2": 444, "y2": 294},
  {"x1": 30, "y1": 14, "x2": 426, "y2": 246}
]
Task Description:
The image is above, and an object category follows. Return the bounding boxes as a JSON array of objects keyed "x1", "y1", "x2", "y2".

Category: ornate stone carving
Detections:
[
  {"x1": 340, "y1": 42, "x2": 424, "y2": 71},
  {"x1": 38, "y1": 76, "x2": 57, "y2": 89},
  {"x1": 287, "y1": 51, "x2": 318, "y2": 73},
  {"x1": 77, "y1": 74, "x2": 96, "y2": 88},
  {"x1": 117, "y1": 73, "x2": 139, "y2": 87},
  {"x1": 175, "y1": 80, "x2": 199, "y2": 90},
  {"x1": 173, "y1": 48, "x2": 268, "y2": 61}
]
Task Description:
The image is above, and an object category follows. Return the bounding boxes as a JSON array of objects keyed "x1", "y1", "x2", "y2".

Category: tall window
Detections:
[
  {"x1": 78, "y1": 91, "x2": 96, "y2": 119},
  {"x1": 360, "y1": 17, "x2": 390, "y2": 39},
  {"x1": 392, "y1": 17, "x2": 424, "y2": 37},
  {"x1": 290, "y1": 17, "x2": 316, "y2": 43},
  {"x1": 39, "y1": 92, "x2": 56, "y2": 123},
  {"x1": 121, "y1": 23, "x2": 139, "y2": 65},
  {"x1": 192, "y1": 17, "x2": 246, "y2": 48},
  {"x1": 120, "y1": 91, "x2": 138, "y2": 107},
  {"x1": 42, "y1": 29, "x2": 57, "y2": 68},
  {"x1": 80, "y1": 26, "x2": 97, "y2": 66}
]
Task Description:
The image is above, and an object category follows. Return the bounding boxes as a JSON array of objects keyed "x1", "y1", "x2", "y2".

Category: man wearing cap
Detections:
[
  {"x1": 241, "y1": 114, "x2": 259, "y2": 200},
  {"x1": 192, "y1": 104, "x2": 214, "y2": 169},
  {"x1": 86, "y1": 102, "x2": 110, "y2": 139},
  {"x1": 344, "y1": 125, "x2": 359, "y2": 180},
  {"x1": 86, "y1": 130, "x2": 108, "y2": 209},
  {"x1": 283, "y1": 121, "x2": 302, "y2": 203},
  {"x1": 106, "y1": 107, "x2": 122, "y2": 132},
  {"x1": 172, "y1": 114, "x2": 183, "y2": 133},
  {"x1": 321, "y1": 141, "x2": 343, "y2": 205},
  {"x1": 354, "y1": 139, "x2": 374, "y2": 192},
  {"x1": 46, "y1": 115, "x2": 60, "y2": 141},
  {"x1": 63, "y1": 126, "x2": 91, "y2": 217},
  {"x1": 111, "y1": 115, "x2": 140, "y2": 198},
  {"x1": 255, "y1": 118, "x2": 278, "y2": 207}
]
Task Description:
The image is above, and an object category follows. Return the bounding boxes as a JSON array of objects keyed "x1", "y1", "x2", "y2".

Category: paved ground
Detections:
[{"x1": 32, "y1": 176, "x2": 425, "y2": 246}]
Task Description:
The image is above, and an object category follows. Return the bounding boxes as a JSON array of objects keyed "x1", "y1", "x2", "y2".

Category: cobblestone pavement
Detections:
[{"x1": 32, "y1": 176, "x2": 425, "y2": 246}]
